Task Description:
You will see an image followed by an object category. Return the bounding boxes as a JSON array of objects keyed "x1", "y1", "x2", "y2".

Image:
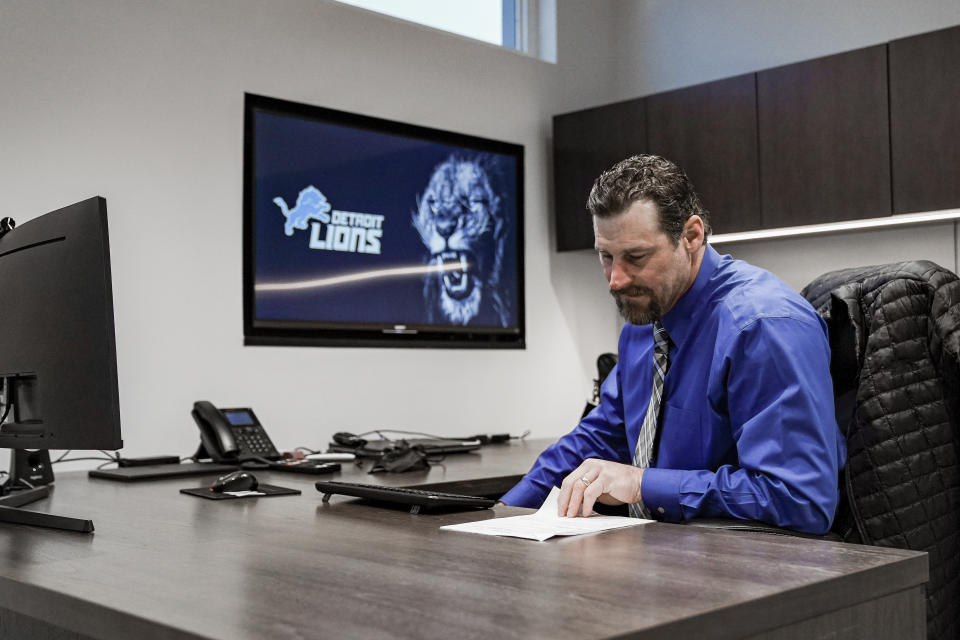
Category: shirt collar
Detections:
[{"x1": 658, "y1": 244, "x2": 721, "y2": 349}]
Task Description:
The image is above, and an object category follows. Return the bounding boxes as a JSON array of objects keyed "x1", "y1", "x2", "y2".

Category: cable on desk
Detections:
[
  {"x1": 354, "y1": 428, "x2": 529, "y2": 444},
  {"x1": 53, "y1": 450, "x2": 121, "y2": 466},
  {"x1": 54, "y1": 455, "x2": 119, "y2": 464},
  {"x1": 354, "y1": 428, "x2": 457, "y2": 441}
]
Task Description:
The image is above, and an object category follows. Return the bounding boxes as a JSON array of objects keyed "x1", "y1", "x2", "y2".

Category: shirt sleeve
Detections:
[
  {"x1": 499, "y1": 363, "x2": 633, "y2": 507},
  {"x1": 641, "y1": 315, "x2": 844, "y2": 535}
]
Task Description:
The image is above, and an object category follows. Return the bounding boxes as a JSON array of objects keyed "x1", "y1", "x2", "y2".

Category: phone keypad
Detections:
[{"x1": 234, "y1": 426, "x2": 277, "y2": 457}]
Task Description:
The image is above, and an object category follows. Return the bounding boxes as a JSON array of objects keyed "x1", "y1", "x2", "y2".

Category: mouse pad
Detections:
[{"x1": 180, "y1": 484, "x2": 301, "y2": 500}]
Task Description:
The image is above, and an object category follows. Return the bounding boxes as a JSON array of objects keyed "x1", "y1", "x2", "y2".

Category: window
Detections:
[{"x1": 336, "y1": 0, "x2": 555, "y2": 61}]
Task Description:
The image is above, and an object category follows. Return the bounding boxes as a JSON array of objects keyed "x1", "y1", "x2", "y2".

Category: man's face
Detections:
[{"x1": 594, "y1": 200, "x2": 700, "y2": 325}]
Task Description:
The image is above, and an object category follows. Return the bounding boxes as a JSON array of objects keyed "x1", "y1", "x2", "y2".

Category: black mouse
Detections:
[{"x1": 210, "y1": 470, "x2": 259, "y2": 493}]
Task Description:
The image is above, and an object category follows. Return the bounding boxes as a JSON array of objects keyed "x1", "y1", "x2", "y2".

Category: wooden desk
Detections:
[{"x1": 0, "y1": 440, "x2": 927, "y2": 639}]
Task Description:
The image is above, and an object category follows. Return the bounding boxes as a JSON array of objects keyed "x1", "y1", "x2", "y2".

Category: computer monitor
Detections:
[
  {"x1": 0, "y1": 196, "x2": 122, "y2": 532},
  {"x1": 243, "y1": 93, "x2": 525, "y2": 348}
]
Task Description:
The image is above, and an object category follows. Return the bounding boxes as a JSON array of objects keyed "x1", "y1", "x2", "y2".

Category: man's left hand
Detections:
[{"x1": 557, "y1": 459, "x2": 644, "y2": 518}]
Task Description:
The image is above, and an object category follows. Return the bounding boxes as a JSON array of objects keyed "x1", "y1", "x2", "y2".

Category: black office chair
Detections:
[
  {"x1": 581, "y1": 352, "x2": 618, "y2": 419},
  {"x1": 800, "y1": 260, "x2": 960, "y2": 640}
]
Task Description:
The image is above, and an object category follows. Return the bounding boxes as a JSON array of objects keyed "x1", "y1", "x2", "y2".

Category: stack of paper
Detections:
[{"x1": 440, "y1": 487, "x2": 652, "y2": 542}]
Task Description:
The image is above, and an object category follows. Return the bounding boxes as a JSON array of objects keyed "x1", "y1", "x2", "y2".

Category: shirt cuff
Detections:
[
  {"x1": 640, "y1": 468, "x2": 684, "y2": 521},
  {"x1": 499, "y1": 479, "x2": 550, "y2": 508}
]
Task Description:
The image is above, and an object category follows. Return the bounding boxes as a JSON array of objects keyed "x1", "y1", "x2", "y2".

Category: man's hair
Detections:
[{"x1": 586, "y1": 154, "x2": 712, "y2": 244}]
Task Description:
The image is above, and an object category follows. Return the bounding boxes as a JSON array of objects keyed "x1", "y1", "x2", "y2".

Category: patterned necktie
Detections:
[{"x1": 629, "y1": 320, "x2": 671, "y2": 519}]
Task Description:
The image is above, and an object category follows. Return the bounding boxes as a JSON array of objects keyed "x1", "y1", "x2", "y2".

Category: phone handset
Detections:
[{"x1": 191, "y1": 400, "x2": 240, "y2": 463}]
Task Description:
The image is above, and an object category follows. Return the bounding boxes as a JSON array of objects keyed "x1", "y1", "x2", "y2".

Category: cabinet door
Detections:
[
  {"x1": 758, "y1": 45, "x2": 891, "y2": 228},
  {"x1": 890, "y1": 26, "x2": 960, "y2": 214},
  {"x1": 553, "y1": 100, "x2": 646, "y2": 251},
  {"x1": 647, "y1": 73, "x2": 760, "y2": 235}
]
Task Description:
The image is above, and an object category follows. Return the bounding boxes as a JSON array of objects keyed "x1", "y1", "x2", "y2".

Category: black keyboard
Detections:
[{"x1": 315, "y1": 481, "x2": 496, "y2": 514}]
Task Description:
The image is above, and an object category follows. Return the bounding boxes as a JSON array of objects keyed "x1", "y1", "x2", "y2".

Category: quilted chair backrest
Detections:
[{"x1": 802, "y1": 261, "x2": 960, "y2": 640}]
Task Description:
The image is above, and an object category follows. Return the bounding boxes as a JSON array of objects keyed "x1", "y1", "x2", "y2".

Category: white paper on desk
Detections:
[{"x1": 440, "y1": 487, "x2": 652, "y2": 542}]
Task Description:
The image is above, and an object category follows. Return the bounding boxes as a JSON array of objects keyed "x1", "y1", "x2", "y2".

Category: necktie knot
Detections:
[
  {"x1": 652, "y1": 321, "x2": 671, "y2": 374},
  {"x1": 653, "y1": 320, "x2": 670, "y2": 351}
]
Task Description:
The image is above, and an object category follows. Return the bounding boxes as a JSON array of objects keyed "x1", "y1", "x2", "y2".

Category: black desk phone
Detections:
[{"x1": 191, "y1": 401, "x2": 281, "y2": 463}]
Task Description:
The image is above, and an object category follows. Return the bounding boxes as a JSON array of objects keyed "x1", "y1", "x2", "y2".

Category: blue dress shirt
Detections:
[{"x1": 501, "y1": 245, "x2": 845, "y2": 535}]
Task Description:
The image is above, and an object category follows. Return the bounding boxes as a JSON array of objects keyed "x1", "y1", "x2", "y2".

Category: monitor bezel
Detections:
[
  {"x1": 0, "y1": 196, "x2": 122, "y2": 452},
  {"x1": 242, "y1": 93, "x2": 526, "y2": 349}
]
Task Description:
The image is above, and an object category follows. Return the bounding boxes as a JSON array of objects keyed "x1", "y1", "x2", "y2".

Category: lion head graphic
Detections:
[{"x1": 412, "y1": 155, "x2": 510, "y2": 326}]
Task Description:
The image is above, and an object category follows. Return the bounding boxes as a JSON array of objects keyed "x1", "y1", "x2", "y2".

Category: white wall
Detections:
[{"x1": 0, "y1": 0, "x2": 623, "y2": 461}]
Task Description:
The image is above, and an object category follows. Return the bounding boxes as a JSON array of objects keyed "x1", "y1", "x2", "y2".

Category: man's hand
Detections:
[{"x1": 558, "y1": 459, "x2": 644, "y2": 518}]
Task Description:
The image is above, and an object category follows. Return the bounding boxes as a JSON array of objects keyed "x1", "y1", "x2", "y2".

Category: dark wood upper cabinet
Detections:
[
  {"x1": 757, "y1": 45, "x2": 891, "y2": 227},
  {"x1": 646, "y1": 73, "x2": 761, "y2": 235},
  {"x1": 553, "y1": 99, "x2": 646, "y2": 251},
  {"x1": 889, "y1": 25, "x2": 960, "y2": 214},
  {"x1": 553, "y1": 28, "x2": 960, "y2": 250}
]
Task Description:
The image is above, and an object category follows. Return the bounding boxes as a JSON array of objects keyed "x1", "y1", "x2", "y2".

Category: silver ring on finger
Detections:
[{"x1": 580, "y1": 475, "x2": 591, "y2": 487}]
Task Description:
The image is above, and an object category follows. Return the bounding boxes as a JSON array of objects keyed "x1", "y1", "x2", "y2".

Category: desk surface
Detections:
[{"x1": 0, "y1": 439, "x2": 928, "y2": 640}]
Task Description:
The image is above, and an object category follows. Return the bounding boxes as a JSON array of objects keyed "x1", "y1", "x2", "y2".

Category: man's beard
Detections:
[{"x1": 611, "y1": 285, "x2": 662, "y2": 325}]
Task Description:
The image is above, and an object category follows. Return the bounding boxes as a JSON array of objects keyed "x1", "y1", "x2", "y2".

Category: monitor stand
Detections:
[{"x1": 0, "y1": 450, "x2": 94, "y2": 533}]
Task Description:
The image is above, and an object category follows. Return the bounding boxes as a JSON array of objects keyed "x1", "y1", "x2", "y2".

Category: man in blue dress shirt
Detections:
[{"x1": 501, "y1": 155, "x2": 845, "y2": 535}]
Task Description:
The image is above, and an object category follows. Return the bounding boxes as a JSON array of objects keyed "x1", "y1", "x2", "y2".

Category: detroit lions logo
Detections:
[
  {"x1": 274, "y1": 186, "x2": 331, "y2": 236},
  {"x1": 412, "y1": 155, "x2": 509, "y2": 326}
]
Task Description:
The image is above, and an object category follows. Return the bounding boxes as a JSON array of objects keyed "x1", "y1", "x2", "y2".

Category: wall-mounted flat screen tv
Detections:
[{"x1": 243, "y1": 93, "x2": 525, "y2": 348}]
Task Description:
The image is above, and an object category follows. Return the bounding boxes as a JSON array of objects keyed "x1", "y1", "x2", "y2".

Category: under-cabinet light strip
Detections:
[{"x1": 709, "y1": 209, "x2": 960, "y2": 245}]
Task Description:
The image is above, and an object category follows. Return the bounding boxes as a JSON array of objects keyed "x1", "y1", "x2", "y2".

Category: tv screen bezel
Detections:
[{"x1": 242, "y1": 93, "x2": 525, "y2": 349}]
